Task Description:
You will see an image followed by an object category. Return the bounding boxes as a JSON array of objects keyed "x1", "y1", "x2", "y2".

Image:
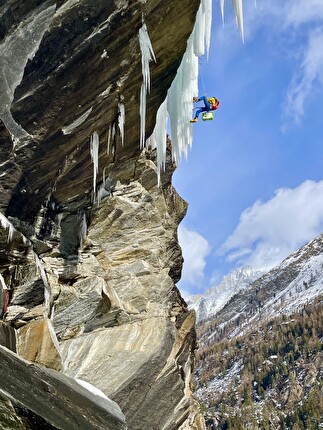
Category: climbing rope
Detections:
[{"x1": 199, "y1": 56, "x2": 208, "y2": 96}]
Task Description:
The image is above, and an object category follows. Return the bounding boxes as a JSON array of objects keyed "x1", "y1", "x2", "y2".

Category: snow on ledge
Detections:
[{"x1": 75, "y1": 378, "x2": 109, "y2": 400}]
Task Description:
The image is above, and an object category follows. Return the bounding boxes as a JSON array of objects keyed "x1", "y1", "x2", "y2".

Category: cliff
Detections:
[{"x1": 0, "y1": 1, "x2": 205, "y2": 429}]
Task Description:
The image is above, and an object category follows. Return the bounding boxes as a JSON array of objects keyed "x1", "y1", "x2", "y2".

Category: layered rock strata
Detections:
[{"x1": 0, "y1": 1, "x2": 205, "y2": 428}]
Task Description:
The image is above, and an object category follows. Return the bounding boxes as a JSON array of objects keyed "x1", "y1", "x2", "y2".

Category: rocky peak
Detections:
[{"x1": 187, "y1": 267, "x2": 263, "y2": 322}]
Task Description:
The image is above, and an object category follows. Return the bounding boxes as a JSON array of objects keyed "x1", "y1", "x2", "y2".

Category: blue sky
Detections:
[{"x1": 174, "y1": 0, "x2": 323, "y2": 297}]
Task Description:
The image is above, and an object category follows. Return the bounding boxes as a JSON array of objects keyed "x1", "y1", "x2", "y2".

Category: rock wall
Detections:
[{"x1": 0, "y1": 1, "x2": 205, "y2": 429}]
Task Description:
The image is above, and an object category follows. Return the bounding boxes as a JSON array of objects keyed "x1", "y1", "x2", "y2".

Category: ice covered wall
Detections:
[{"x1": 149, "y1": 0, "x2": 244, "y2": 178}]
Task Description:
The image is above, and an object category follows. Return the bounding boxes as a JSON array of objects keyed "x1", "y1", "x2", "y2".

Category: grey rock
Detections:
[
  {"x1": 0, "y1": 0, "x2": 205, "y2": 428},
  {"x1": 0, "y1": 345, "x2": 126, "y2": 429}
]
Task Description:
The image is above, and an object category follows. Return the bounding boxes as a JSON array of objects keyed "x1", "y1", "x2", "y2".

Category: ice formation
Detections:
[
  {"x1": 33, "y1": 251, "x2": 51, "y2": 311},
  {"x1": 62, "y1": 107, "x2": 93, "y2": 135},
  {"x1": 219, "y1": 0, "x2": 244, "y2": 40},
  {"x1": 118, "y1": 103, "x2": 125, "y2": 147},
  {"x1": 231, "y1": 0, "x2": 244, "y2": 41},
  {"x1": 0, "y1": 4, "x2": 56, "y2": 145},
  {"x1": 90, "y1": 131, "x2": 100, "y2": 195},
  {"x1": 107, "y1": 123, "x2": 116, "y2": 155},
  {"x1": 0, "y1": 213, "x2": 15, "y2": 243},
  {"x1": 0, "y1": 212, "x2": 30, "y2": 245},
  {"x1": 148, "y1": 0, "x2": 244, "y2": 179},
  {"x1": 138, "y1": 23, "x2": 156, "y2": 148},
  {"x1": 0, "y1": 274, "x2": 6, "y2": 291},
  {"x1": 79, "y1": 213, "x2": 87, "y2": 248}
]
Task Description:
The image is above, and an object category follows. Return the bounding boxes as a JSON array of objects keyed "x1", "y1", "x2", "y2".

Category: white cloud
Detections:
[
  {"x1": 284, "y1": 28, "x2": 323, "y2": 124},
  {"x1": 178, "y1": 225, "x2": 211, "y2": 285},
  {"x1": 284, "y1": 0, "x2": 323, "y2": 26},
  {"x1": 240, "y1": 1, "x2": 323, "y2": 124},
  {"x1": 220, "y1": 180, "x2": 323, "y2": 270}
]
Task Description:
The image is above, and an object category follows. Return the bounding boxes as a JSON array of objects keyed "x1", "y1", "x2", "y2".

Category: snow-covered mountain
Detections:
[
  {"x1": 194, "y1": 234, "x2": 323, "y2": 428},
  {"x1": 205, "y1": 233, "x2": 323, "y2": 340},
  {"x1": 187, "y1": 267, "x2": 264, "y2": 322}
]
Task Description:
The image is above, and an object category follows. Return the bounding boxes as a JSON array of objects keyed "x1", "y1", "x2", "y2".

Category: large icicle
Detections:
[
  {"x1": 220, "y1": 0, "x2": 225, "y2": 22},
  {"x1": 219, "y1": 0, "x2": 244, "y2": 41},
  {"x1": 231, "y1": 0, "x2": 244, "y2": 41},
  {"x1": 148, "y1": 0, "x2": 244, "y2": 178},
  {"x1": 150, "y1": 99, "x2": 168, "y2": 183},
  {"x1": 90, "y1": 131, "x2": 99, "y2": 195},
  {"x1": 138, "y1": 23, "x2": 156, "y2": 149},
  {"x1": 149, "y1": 0, "x2": 212, "y2": 174}
]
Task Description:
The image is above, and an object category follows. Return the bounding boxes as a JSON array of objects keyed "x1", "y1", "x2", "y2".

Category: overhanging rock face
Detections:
[{"x1": 0, "y1": 1, "x2": 205, "y2": 429}]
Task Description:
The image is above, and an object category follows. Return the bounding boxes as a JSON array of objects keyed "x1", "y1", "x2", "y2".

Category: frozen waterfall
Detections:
[{"x1": 148, "y1": 0, "x2": 244, "y2": 181}]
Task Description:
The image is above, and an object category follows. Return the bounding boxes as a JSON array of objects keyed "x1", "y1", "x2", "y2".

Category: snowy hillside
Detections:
[
  {"x1": 199, "y1": 233, "x2": 323, "y2": 342},
  {"x1": 194, "y1": 234, "x2": 323, "y2": 429},
  {"x1": 187, "y1": 267, "x2": 263, "y2": 322}
]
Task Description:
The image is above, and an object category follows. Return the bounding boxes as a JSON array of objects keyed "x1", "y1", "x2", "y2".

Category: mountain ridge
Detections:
[
  {"x1": 187, "y1": 267, "x2": 264, "y2": 322},
  {"x1": 194, "y1": 234, "x2": 323, "y2": 429}
]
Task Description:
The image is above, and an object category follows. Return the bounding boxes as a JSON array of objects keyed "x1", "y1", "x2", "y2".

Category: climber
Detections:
[{"x1": 190, "y1": 96, "x2": 220, "y2": 123}]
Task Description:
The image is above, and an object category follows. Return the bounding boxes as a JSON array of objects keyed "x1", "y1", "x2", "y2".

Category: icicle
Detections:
[
  {"x1": 118, "y1": 103, "x2": 125, "y2": 147},
  {"x1": 0, "y1": 273, "x2": 9, "y2": 315},
  {"x1": 0, "y1": 213, "x2": 15, "y2": 243},
  {"x1": 193, "y1": 0, "x2": 212, "y2": 57},
  {"x1": 231, "y1": 0, "x2": 244, "y2": 42},
  {"x1": 219, "y1": 0, "x2": 244, "y2": 40},
  {"x1": 0, "y1": 274, "x2": 6, "y2": 291},
  {"x1": 0, "y1": 212, "x2": 31, "y2": 245},
  {"x1": 204, "y1": 0, "x2": 213, "y2": 58},
  {"x1": 107, "y1": 124, "x2": 112, "y2": 154},
  {"x1": 138, "y1": 22, "x2": 156, "y2": 148},
  {"x1": 102, "y1": 166, "x2": 107, "y2": 184},
  {"x1": 90, "y1": 131, "x2": 99, "y2": 195},
  {"x1": 140, "y1": 83, "x2": 147, "y2": 149},
  {"x1": 111, "y1": 123, "x2": 116, "y2": 142},
  {"x1": 62, "y1": 107, "x2": 92, "y2": 135},
  {"x1": 79, "y1": 212, "x2": 87, "y2": 248},
  {"x1": 220, "y1": 0, "x2": 225, "y2": 23},
  {"x1": 33, "y1": 251, "x2": 51, "y2": 310},
  {"x1": 147, "y1": 99, "x2": 168, "y2": 185}
]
